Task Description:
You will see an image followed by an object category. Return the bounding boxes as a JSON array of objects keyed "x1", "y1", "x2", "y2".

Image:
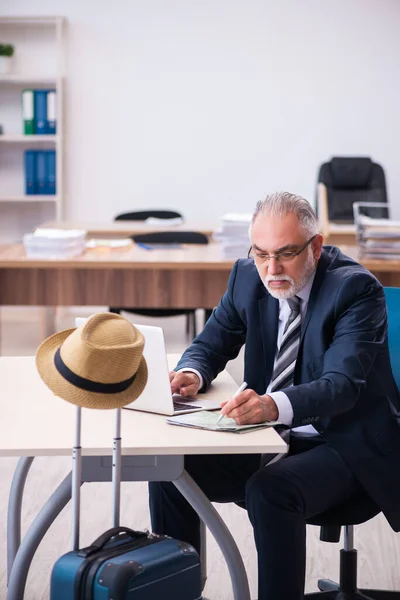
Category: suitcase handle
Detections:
[{"x1": 79, "y1": 527, "x2": 148, "y2": 558}]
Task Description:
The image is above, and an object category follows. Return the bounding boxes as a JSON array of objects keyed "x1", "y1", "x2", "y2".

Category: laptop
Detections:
[{"x1": 75, "y1": 318, "x2": 221, "y2": 416}]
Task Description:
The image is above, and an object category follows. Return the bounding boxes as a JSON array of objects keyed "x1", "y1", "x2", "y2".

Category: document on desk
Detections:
[
  {"x1": 86, "y1": 238, "x2": 133, "y2": 248},
  {"x1": 166, "y1": 411, "x2": 281, "y2": 433}
]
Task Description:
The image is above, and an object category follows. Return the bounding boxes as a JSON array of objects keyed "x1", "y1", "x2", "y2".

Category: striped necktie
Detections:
[{"x1": 270, "y1": 296, "x2": 301, "y2": 392}]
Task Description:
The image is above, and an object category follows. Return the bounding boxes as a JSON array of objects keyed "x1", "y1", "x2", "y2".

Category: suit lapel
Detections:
[
  {"x1": 301, "y1": 251, "x2": 329, "y2": 343},
  {"x1": 259, "y1": 293, "x2": 279, "y2": 389}
]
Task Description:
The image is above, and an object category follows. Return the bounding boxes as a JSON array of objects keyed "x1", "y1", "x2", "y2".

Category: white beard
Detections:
[{"x1": 260, "y1": 250, "x2": 316, "y2": 299}]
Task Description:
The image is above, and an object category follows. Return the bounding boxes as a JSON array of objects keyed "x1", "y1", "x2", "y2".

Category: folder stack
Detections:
[
  {"x1": 354, "y1": 203, "x2": 400, "y2": 260},
  {"x1": 22, "y1": 89, "x2": 57, "y2": 135},
  {"x1": 24, "y1": 150, "x2": 56, "y2": 195},
  {"x1": 356, "y1": 217, "x2": 400, "y2": 259},
  {"x1": 213, "y1": 213, "x2": 252, "y2": 259},
  {"x1": 23, "y1": 228, "x2": 87, "y2": 259}
]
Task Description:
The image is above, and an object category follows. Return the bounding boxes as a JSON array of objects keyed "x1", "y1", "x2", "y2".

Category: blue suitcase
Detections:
[{"x1": 50, "y1": 407, "x2": 202, "y2": 599}]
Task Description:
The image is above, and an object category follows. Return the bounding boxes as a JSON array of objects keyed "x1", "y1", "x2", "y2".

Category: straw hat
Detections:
[{"x1": 36, "y1": 312, "x2": 148, "y2": 409}]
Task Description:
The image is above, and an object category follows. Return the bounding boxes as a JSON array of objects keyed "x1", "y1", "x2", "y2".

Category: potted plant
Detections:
[{"x1": 0, "y1": 44, "x2": 14, "y2": 75}]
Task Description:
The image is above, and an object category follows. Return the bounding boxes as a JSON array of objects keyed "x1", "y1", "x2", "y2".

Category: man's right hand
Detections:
[{"x1": 169, "y1": 371, "x2": 201, "y2": 397}]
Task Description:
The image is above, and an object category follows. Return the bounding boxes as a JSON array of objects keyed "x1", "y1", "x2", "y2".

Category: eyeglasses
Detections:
[{"x1": 248, "y1": 234, "x2": 317, "y2": 263}]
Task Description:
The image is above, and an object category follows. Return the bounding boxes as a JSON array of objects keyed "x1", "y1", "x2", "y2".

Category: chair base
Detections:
[
  {"x1": 305, "y1": 579, "x2": 400, "y2": 599},
  {"x1": 318, "y1": 579, "x2": 340, "y2": 592}
]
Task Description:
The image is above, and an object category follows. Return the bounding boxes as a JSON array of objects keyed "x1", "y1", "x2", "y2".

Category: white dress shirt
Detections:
[
  {"x1": 267, "y1": 272, "x2": 317, "y2": 436},
  {"x1": 179, "y1": 271, "x2": 318, "y2": 436}
]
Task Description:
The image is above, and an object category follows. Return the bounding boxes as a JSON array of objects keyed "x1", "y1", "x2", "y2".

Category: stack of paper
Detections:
[
  {"x1": 213, "y1": 213, "x2": 252, "y2": 259},
  {"x1": 166, "y1": 410, "x2": 281, "y2": 434},
  {"x1": 86, "y1": 238, "x2": 132, "y2": 249},
  {"x1": 356, "y1": 215, "x2": 400, "y2": 259},
  {"x1": 23, "y1": 228, "x2": 87, "y2": 259}
]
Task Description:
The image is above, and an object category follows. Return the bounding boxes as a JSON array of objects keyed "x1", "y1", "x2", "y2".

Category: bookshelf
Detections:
[
  {"x1": 0, "y1": 16, "x2": 65, "y2": 242},
  {"x1": 0, "y1": 75, "x2": 57, "y2": 85},
  {"x1": 0, "y1": 134, "x2": 59, "y2": 142}
]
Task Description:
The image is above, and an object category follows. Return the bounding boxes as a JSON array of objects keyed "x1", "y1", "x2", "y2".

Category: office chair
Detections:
[
  {"x1": 317, "y1": 157, "x2": 388, "y2": 240},
  {"x1": 304, "y1": 285, "x2": 400, "y2": 599},
  {"x1": 133, "y1": 231, "x2": 208, "y2": 245},
  {"x1": 114, "y1": 209, "x2": 183, "y2": 221},
  {"x1": 110, "y1": 230, "x2": 209, "y2": 339}
]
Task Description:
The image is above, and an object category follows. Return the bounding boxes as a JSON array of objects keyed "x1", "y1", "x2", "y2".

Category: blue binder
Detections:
[
  {"x1": 34, "y1": 90, "x2": 48, "y2": 134},
  {"x1": 45, "y1": 150, "x2": 56, "y2": 195},
  {"x1": 24, "y1": 150, "x2": 36, "y2": 195},
  {"x1": 46, "y1": 90, "x2": 57, "y2": 135},
  {"x1": 36, "y1": 151, "x2": 47, "y2": 194}
]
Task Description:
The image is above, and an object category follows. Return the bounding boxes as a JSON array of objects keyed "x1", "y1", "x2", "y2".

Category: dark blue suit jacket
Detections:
[{"x1": 176, "y1": 246, "x2": 400, "y2": 531}]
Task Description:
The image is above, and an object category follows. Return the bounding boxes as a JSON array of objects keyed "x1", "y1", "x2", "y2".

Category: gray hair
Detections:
[{"x1": 250, "y1": 191, "x2": 318, "y2": 237}]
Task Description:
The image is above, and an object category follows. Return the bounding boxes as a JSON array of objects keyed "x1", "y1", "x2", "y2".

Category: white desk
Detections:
[{"x1": 3, "y1": 356, "x2": 286, "y2": 600}]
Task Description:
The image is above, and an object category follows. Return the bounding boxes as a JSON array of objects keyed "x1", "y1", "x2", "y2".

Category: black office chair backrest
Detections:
[
  {"x1": 133, "y1": 231, "x2": 208, "y2": 245},
  {"x1": 115, "y1": 210, "x2": 183, "y2": 221},
  {"x1": 317, "y1": 157, "x2": 388, "y2": 223}
]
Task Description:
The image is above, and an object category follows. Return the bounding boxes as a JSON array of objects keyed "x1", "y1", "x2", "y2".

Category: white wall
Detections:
[{"x1": 2, "y1": 0, "x2": 400, "y2": 221}]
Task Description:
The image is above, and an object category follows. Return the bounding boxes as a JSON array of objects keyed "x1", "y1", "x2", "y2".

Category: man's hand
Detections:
[
  {"x1": 170, "y1": 371, "x2": 201, "y2": 397},
  {"x1": 220, "y1": 389, "x2": 279, "y2": 425}
]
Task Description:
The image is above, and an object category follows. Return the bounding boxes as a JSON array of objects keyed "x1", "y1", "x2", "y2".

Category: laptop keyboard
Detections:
[{"x1": 173, "y1": 400, "x2": 199, "y2": 412}]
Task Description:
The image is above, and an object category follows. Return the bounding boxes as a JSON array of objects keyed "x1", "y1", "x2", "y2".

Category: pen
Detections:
[
  {"x1": 136, "y1": 242, "x2": 153, "y2": 250},
  {"x1": 216, "y1": 381, "x2": 248, "y2": 426}
]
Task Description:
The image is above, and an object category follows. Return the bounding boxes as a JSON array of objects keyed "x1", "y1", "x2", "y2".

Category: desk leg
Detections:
[
  {"x1": 200, "y1": 519, "x2": 208, "y2": 591},
  {"x1": 7, "y1": 472, "x2": 73, "y2": 600},
  {"x1": 7, "y1": 457, "x2": 35, "y2": 582},
  {"x1": 174, "y1": 469, "x2": 251, "y2": 600}
]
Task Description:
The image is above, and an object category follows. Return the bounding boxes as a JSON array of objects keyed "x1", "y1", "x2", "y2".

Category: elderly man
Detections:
[{"x1": 149, "y1": 192, "x2": 400, "y2": 600}]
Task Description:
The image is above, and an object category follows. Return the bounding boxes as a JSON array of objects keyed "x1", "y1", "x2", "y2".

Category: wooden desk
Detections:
[
  {"x1": 0, "y1": 242, "x2": 233, "y2": 308},
  {"x1": 340, "y1": 246, "x2": 400, "y2": 287},
  {"x1": 39, "y1": 219, "x2": 217, "y2": 238},
  {"x1": 323, "y1": 227, "x2": 356, "y2": 247},
  {"x1": 40, "y1": 218, "x2": 358, "y2": 246},
  {"x1": 0, "y1": 243, "x2": 400, "y2": 311},
  {"x1": 4, "y1": 356, "x2": 286, "y2": 600}
]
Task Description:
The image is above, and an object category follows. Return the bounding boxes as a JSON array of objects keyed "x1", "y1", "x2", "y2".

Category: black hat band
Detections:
[{"x1": 54, "y1": 347, "x2": 136, "y2": 394}]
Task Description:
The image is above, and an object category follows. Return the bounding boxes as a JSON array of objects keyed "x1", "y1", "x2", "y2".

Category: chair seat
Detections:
[
  {"x1": 133, "y1": 231, "x2": 208, "y2": 244},
  {"x1": 307, "y1": 492, "x2": 380, "y2": 527},
  {"x1": 236, "y1": 491, "x2": 380, "y2": 528}
]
